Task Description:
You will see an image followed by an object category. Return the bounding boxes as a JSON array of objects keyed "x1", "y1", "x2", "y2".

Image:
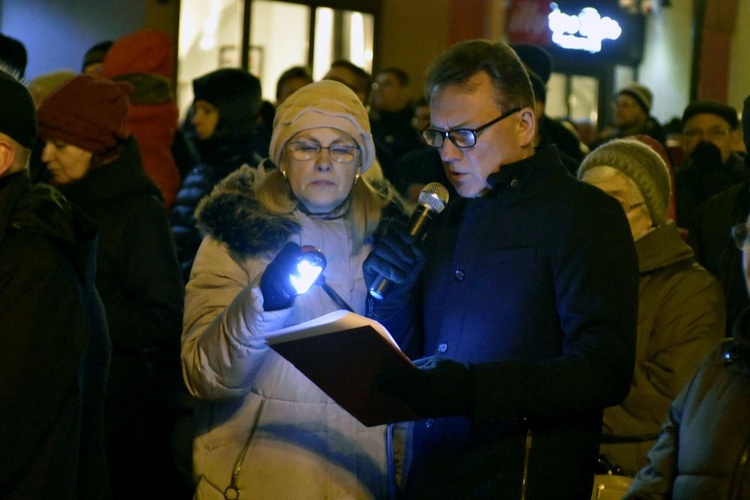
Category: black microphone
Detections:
[{"x1": 369, "y1": 182, "x2": 450, "y2": 300}]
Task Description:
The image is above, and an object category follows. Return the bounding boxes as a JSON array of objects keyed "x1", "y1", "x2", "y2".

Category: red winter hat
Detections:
[{"x1": 37, "y1": 74, "x2": 132, "y2": 154}]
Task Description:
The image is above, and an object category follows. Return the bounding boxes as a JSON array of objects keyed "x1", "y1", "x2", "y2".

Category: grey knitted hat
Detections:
[
  {"x1": 618, "y1": 83, "x2": 653, "y2": 113},
  {"x1": 578, "y1": 138, "x2": 671, "y2": 223}
]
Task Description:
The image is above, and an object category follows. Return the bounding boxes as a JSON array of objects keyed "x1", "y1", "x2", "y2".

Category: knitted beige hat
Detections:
[
  {"x1": 578, "y1": 138, "x2": 671, "y2": 223},
  {"x1": 269, "y1": 80, "x2": 375, "y2": 172}
]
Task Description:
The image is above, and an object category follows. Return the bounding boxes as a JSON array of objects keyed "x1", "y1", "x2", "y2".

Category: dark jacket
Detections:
[
  {"x1": 170, "y1": 130, "x2": 263, "y2": 282},
  {"x1": 59, "y1": 138, "x2": 184, "y2": 354},
  {"x1": 385, "y1": 146, "x2": 639, "y2": 499},
  {"x1": 688, "y1": 180, "x2": 750, "y2": 335},
  {"x1": 0, "y1": 172, "x2": 111, "y2": 499},
  {"x1": 625, "y1": 308, "x2": 750, "y2": 499},
  {"x1": 58, "y1": 138, "x2": 185, "y2": 496},
  {"x1": 675, "y1": 152, "x2": 748, "y2": 232}
]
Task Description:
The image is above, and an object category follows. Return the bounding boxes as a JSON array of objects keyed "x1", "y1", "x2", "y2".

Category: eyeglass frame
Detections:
[
  {"x1": 285, "y1": 141, "x2": 362, "y2": 164},
  {"x1": 731, "y1": 222, "x2": 750, "y2": 251},
  {"x1": 422, "y1": 107, "x2": 522, "y2": 149}
]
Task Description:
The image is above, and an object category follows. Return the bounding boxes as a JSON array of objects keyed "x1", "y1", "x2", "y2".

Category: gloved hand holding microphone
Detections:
[{"x1": 363, "y1": 182, "x2": 449, "y2": 319}]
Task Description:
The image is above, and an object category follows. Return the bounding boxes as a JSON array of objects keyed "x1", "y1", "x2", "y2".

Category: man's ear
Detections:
[
  {"x1": 517, "y1": 107, "x2": 536, "y2": 147},
  {"x1": 0, "y1": 140, "x2": 15, "y2": 177}
]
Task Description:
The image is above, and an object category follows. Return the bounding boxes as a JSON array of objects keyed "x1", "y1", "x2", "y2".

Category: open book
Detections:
[{"x1": 264, "y1": 310, "x2": 420, "y2": 427}]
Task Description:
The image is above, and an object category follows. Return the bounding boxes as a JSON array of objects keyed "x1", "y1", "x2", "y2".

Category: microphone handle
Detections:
[{"x1": 369, "y1": 204, "x2": 435, "y2": 300}]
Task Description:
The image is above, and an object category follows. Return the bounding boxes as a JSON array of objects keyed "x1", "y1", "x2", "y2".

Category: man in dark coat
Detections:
[
  {"x1": 365, "y1": 40, "x2": 638, "y2": 498},
  {"x1": 688, "y1": 95, "x2": 750, "y2": 335},
  {"x1": 0, "y1": 71, "x2": 111, "y2": 498}
]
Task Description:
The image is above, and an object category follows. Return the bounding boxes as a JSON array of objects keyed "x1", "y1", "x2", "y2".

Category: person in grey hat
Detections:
[
  {"x1": 181, "y1": 80, "x2": 410, "y2": 499},
  {"x1": 0, "y1": 70, "x2": 112, "y2": 498},
  {"x1": 598, "y1": 82, "x2": 667, "y2": 147},
  {"x1": 578, "y1": 138, "x2": 724, "y2": 483}
]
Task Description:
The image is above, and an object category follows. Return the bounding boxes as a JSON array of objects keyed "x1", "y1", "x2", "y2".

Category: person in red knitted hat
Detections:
[{"x1": 37, "y1": 73, "x2": 186, "y2": 500}]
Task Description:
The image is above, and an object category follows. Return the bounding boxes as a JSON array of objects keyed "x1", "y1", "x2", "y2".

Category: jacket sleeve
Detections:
[
  {"x1": 603, "y1": 266, "x2": 725, "y2": 438},
  {"x1": 181, "y1": 237, "x2": 290, "y2": 400},
  {"x1": 108, "y1": 197, "x2": 185, "y2": 349},
  {"x1": 624, "y1": 365, "x2": 698, "y2": 499}
]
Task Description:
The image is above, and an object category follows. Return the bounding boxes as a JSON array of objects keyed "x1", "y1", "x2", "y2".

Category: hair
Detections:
[
  {"x1": 254, "y1": 158, "x2": 398, "y2": 254},
  {"x1": 329, "y1": 60, "x2": 373, "y2": 97},
  {"x1": 377, "y1": 67, "x2": 410, "y2": 86},
  {"x1": 424, "y1": 39, "x2": 534, "y2": 112},
  {"x1": 275, "y1": 66, "x2": 313, "y2": 100}
]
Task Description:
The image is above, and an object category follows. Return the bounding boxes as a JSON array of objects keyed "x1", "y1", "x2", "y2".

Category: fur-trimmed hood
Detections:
[{"x1": 195, "y1": 165, "x2": 300, "y2": 257}]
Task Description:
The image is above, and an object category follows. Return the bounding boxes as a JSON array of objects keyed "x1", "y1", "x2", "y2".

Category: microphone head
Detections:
[{"x1": 418, "y1": 182, "x2": 450, "y2": 214}]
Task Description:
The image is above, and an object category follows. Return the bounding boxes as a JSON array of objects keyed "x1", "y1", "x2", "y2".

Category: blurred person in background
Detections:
[
  {"x1": 101, "y1": 28, "x2": 182, "y2": 209},
  {"x1": 37, "y1": 74, "x2": 185, "y2": 499},
  {"x1": 170, "y1": 68, "x2": 265, "y2": 283}
]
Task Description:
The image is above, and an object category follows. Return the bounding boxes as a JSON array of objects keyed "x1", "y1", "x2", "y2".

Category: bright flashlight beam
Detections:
[{"x1": 290, "y1": 260, "x2": 323, "y2": 295}]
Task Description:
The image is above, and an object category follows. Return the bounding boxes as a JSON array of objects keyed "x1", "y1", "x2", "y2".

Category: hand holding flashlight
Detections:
[{"x1": 260, "y1": 242, "x2": 326, "y2": 311}]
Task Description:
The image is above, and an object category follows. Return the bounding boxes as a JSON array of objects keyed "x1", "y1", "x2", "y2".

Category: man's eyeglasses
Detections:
[
  {"x1": 286, "y1": 141, "x2": 361, "y2": 164},
  {"x1": 422, "y1": 107, "x2": 522, "y2": 149},
  {"x1": 731, "y1": 223, "x2": 750, "y2": 250},
  {"x1": 683, "y1": 127, "x2": 730, "y2": 141}
]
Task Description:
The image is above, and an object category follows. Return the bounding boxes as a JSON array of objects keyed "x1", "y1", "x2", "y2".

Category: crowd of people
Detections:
[{"x1": 1, "y1": 28, "x2": 749, "y2": 499}]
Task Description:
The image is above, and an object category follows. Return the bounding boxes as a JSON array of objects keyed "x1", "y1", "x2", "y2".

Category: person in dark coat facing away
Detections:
[
  {"x1": 0, "y1": 71, "x2": 111, "y2": 499},
  {"x1": 170, "y1": 68, "x2": 265, "y2": 282},
  {"x1": 366, "y1": 39, "x2": 639, "y2": 499},
  {"x1": 37, "y1": 74, "x2": 186, "y2": 499}
]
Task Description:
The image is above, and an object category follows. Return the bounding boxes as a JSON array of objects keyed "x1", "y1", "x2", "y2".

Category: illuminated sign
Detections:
[{"x1": 548, "y1": 3, "x2": 623, "y2": 54}]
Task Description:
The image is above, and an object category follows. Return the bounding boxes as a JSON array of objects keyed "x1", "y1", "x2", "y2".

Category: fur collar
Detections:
[{"x1": 195, "y1": 165, "x2": 300, "y2": 258}]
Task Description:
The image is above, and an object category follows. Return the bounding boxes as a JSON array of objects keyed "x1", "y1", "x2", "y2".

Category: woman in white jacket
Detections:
[{"x1": 181, "y1": 80, "x2": 410, "y2": 499}]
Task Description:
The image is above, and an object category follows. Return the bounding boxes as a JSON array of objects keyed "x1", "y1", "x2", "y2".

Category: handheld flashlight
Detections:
[{"x1": 290, "y1": 245, "x2": 327, "y2": 295}]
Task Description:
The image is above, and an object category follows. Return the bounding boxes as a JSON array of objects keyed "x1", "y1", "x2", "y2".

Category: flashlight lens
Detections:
[{"x1": 291, "y1": 260, "x2": 323, "y2": 294}]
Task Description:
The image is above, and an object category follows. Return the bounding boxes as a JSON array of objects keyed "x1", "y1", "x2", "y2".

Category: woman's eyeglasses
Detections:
[{"x1": 286, "y1": 141, "x2": 361, "y2": 163}]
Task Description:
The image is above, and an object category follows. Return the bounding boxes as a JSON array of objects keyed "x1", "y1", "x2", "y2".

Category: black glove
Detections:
[
  {"x1": 260, "y1": 242, "x2": 303, "y2": 311},
  {"x1": 363, "y1": 225, "x2": 425, "y2": 318},
  {"x1": 377, "y1": 356, "x2": 472, "y2": 418}
]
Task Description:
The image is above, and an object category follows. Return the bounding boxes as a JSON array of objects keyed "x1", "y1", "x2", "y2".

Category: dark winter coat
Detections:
[
  {"x1": 170, "y1": 132, "x2": 263, "y2": 282},
  {"x1": 625, "y1": 308, "x2": 750, "y2": 499},
  {"x1": 689, "y1": 179, "x2": 750, "y2": 335},
  {"x1": 59, "y1": 138, "x2": 184, "y2": 354},
  {"x1": 0, "y1": 172, "x2": 111, "y2": 499},
  {"x1": 384, "y1": 146, "x2": 639, "y2": 499},
  {"x1": 58, "y1": 138, "x2": 184, "y2": 496}
]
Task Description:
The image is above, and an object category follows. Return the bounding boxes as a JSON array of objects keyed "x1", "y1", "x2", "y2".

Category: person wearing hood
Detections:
[
  {"x1": 0, "y1": 71, "x2": 111, "y2": 499},
  {"x1": 170, "y1": 67, "x2": 266, "y2": 282},
  {"x1": 101, "y1": 28, "x2": 182, "y2": 208},
  {"x1": 578, "y1": 138, "x2": 725, "y2": 488},
  {"x1": 181, "y1": 80, "x2": 410, "y2": 498},
  {"x1": 37, "y1": 73, "x2": 185, "y2": 499},
  {"x1": 674, "y1": 100, "x2": 746, "y2": 233}
]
